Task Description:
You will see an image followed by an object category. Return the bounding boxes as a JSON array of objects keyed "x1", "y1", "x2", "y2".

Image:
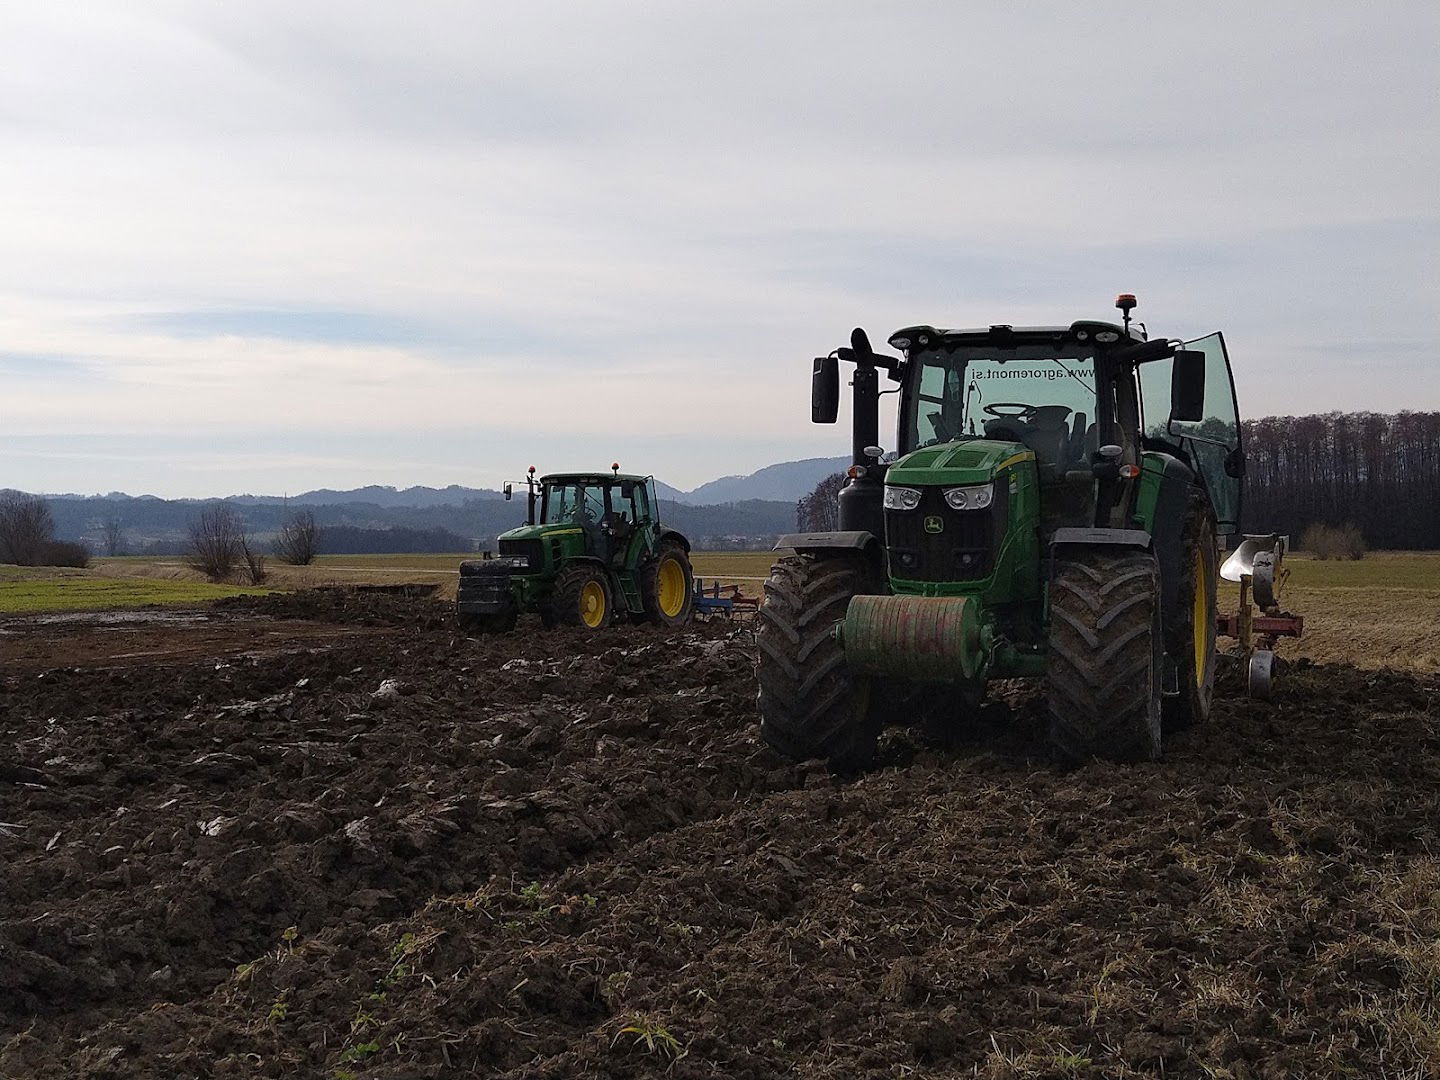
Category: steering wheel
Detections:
[{"x1": 983, "y1": 403, "x2": 1038, "y2": 420}]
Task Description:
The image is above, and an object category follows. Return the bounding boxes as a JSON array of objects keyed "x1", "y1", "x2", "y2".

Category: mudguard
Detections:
[
  {"x1": 775, "y1": 530, "x2": 880, "y2": 553},
  {"x1": 1050, "y1": 528, "x2": 1152, "y2": 550}
]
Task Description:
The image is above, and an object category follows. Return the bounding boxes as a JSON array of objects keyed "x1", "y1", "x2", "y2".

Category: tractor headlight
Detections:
[
  {"x1": 500, "y1": 555, "x2": 529, "y2": 569},
  {"x1": 883, "y1": 485, "x2": 922, "y2": 511},
  {"x1": 943, "y1": 484, "x2": 993, "y2": 511}
]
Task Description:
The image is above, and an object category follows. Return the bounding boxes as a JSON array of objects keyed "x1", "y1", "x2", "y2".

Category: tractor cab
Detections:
[
  {"x1": 536, "y1": 472, "x2": 651, "y2": 566},
  {"x1": 457, "y1": 466, "x2": 694, "y2": 633}
]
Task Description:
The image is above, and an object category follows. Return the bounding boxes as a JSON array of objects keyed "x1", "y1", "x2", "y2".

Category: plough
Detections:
[
  {"x1": 691, "y1": 578, "x2": 759, "y2": 617},
  {"x1": 1216, "y1": 534, "x2": 1304, "y2": 699}
]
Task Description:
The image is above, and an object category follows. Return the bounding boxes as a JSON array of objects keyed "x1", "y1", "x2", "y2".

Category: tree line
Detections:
[
  {"x1": 796, "y1": 412, "x2": 1440, "y2": 550},
  {"x1": 1240, "y1": 411, "x2": 1440, "y2": 549}
]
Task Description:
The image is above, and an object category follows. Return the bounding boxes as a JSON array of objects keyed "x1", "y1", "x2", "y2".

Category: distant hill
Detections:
[
  {"x1": 40, "y1": 457, "x2": 845, "y2": 510},
  {"x1": 38, "y1": 492, "x2": 797, "y2": 553},
  {"x1": 21, "y1": 454, "x2": 861, "y2": 554},
  {"x1": 676, "y1": 457, "x2": 849, "y2": 505},
  {"x1": 284, "y1": 484, "x2": 505, "y2": 507}
]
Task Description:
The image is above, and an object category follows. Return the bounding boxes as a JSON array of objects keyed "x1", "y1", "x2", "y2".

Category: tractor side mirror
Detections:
[
  {"x1": 812, "y1": 356, "x2": 839, "y2": 424},
  {"x1": 1170, "y1": 349, "x2": 1206, "y2": 423},
  {"x1": 503, "y1": 482, "x2": 513, "y2": 501},
  {"x1": 619, "y1": 480, "x2": 635, "y2": 499}
]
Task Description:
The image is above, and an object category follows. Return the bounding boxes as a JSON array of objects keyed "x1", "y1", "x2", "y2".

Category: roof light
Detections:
[
  {"x1": 889, "y1": 335, "x2": 911, "y2": 350},
  {"x1": 1075, "y1": 329, "x2": 1089, "y2": 340},
  {"x1": 1095, "y1": 330, "x2": 1120, "y2": 343},
  {"x1": 1115, "y1": 293, "x2": 1137, "y2": 312},
  {"x1": 527, "y1": 465, "x2": 536, "y2": 474}
]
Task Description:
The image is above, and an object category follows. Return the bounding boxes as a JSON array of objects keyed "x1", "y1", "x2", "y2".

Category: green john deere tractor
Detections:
[
  {"x1": 758, "y1": 294, "x2": 1245, "y2": 766},
  {"x1": 457, "y1": 466, "x2": 694, "y2": 632}
]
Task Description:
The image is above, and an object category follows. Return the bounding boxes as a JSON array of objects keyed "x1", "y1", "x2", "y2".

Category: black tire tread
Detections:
[
  {"x1": 756, "y1": 554, "x2": 878, "y2": 768},
  {"x1": 1047, "y1": 547, "x2": 1162, "y2": 761},
  {"x1": 545, "y1": 564, "x2": 612, "y2": 629}
]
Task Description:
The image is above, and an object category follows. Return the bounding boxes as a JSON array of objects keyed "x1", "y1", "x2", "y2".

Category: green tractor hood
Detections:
[
  {"x1": 884, "y1": 439, "x2": 1034, "y2": 486},
  {"x1": 497, "y1": 522, "x2": 578, "y2": 543}
]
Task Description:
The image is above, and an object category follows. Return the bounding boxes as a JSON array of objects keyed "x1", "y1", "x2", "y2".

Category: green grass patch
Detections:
[
  {"x1": 0, "y1": 575, "x2": 269, "y2": 614},
  {"x1": 689, "y1": 551, "x2": 777, "y2": 581},
  {"x1": 1285, "y1": 552, "x2": 1440, "y2": 591}
]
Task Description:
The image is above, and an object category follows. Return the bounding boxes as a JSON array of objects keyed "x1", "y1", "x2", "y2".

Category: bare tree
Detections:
[
  {"x1": 273, "y1": 510, "x2": 321, "y2": 565},
  {"x1": 0, "y1": 491, "x2": 56, "y2": 566},
  {"x1": 102, "y1": 516, "x2": 125, "y2": 557},
  {"x1": 238, "y1": 533, "x2": 268, "y2": 585},
  {"x1": 796, "y1": 472, "x2": 846, "y2": 532},
  {"x1": 185, "y1": 504, "x2": 243, "y2": 582}
]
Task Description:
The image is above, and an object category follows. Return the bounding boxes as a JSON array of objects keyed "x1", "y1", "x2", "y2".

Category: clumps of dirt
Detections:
[
  {"x1": 214, "y1": 587, "x2": 455, "y2": 629},
  {"x1": 3, "y1": 592, "x2": 1438, "y2": 1079}
]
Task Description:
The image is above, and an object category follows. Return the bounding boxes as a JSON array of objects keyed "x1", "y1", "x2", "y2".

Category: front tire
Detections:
[
  {"x1": 641, "y1": 541, "x2": 694, "y2": 627},
  {"x1": 547, "y1": 564, "x2": 614, "y2": 629},
  {"x1": 1047, "y1": 546, "x2": 1163, "y2": 762},
  {"x1": 756, "y1": 554, "x2": 880, "y2": 769}
]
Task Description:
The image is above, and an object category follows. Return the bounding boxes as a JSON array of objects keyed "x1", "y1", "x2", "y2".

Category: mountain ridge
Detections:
[{"x1": 37, "y1": 456, "x2": 850, "y2": 509}]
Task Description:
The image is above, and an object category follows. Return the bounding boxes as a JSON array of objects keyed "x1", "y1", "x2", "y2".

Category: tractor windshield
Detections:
[
  {"x1": 903, "y1": 350, "x2": 1098, "y2": 472},
  {"x1": 542, "y1": 482, "x2": 606, "y2": 525}
]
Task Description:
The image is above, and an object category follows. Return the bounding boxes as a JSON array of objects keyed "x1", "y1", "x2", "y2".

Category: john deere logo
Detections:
[{"x1": 924, "y1": 515, "x2": 944, "y2": 534}]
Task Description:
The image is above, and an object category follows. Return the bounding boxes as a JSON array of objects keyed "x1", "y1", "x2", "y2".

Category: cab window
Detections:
[
  {"x1": 1138, "y1": 332, "x2": 1243, "y2": 532},
  {"x1": 542, "y1": 483, "x2": 606, "y2": 525}
]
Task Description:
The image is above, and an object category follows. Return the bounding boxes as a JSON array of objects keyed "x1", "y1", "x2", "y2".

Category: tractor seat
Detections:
[
  {"x1": 983, "y1": 419, "x2": 1027, "y2": 444},
  {"x1": 984, "y1": 408, "x2": 1072, "y2": 477},
  {"x1": 1022, "y1": 406, "x2": 1073, "y2": 474}
]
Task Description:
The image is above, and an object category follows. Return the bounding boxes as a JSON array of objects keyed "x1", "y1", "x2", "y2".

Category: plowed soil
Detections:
[{"x1": 2, "y1": 592, "x2": 1436, "y2": 1079}]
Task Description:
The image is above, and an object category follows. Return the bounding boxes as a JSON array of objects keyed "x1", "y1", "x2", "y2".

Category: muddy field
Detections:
[{"x1": 2, "y1": 593, "x2": 1437, "y2": 1079}]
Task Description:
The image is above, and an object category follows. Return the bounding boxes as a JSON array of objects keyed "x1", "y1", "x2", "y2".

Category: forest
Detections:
[{"x1": 1242, "y1": 411, "x2": 1440, "y2": 549}]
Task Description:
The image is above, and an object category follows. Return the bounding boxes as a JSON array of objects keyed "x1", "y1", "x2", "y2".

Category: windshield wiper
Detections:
[{"x1": 1050, "y1": 358, "x2": 1096, "y2": 398}]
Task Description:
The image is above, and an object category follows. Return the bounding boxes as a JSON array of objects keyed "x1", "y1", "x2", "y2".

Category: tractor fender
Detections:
[
  {"x1": 558, "y1": 554, "x2": 610, "y2": 575},
  {"x1": 1049, "y1": 527, "x2": 1152, "y2": 551},
  {"x1": 656, "y1": 528, "x2": 690, "y2": 553},
  {"x1": 776, "y1": 530, "x2": 885, "y2": 581}
]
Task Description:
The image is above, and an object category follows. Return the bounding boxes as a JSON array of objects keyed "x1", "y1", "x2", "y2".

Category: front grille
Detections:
[
  {"x1": 885, "y1": 485, "x2": 1007, "y2": 582},
  {"x1": 498, "y1": 537, "x2": 545, "y2": 570}
]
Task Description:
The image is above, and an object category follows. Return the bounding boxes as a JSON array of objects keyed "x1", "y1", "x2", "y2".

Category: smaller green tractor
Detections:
[{"x1": 457, "y1": 466, "x2": 695, "y2": 632}]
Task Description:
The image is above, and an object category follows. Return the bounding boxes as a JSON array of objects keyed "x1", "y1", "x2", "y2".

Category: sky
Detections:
[{"x1": 1, "y1": 1, "x2": 1437, "y2": 498}]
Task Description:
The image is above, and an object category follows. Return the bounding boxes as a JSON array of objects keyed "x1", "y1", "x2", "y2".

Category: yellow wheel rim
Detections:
[
  {"x1": 657, "y1": 556, "x2": 686, "y2": 618},
  {"x1": 580, "y1": 580, "x2": 606, "y2": 628},
  {"x1": 1192, "y1": 547, "x2": 1209, "y2": 686}
]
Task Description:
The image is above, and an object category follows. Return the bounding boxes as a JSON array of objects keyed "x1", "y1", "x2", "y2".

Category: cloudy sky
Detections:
[{"x1": 2, "y1": 1, "x2": 1436, "y2": 497}]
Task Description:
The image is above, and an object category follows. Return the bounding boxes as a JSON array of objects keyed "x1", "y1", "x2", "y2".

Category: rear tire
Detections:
[
  {"x1": 641, "y1": 540, "x2": 694, "y2": 627},
  {"x1": 1047, "y1": 546, "x2": 1163, "y2": 762},
  {"x1": 756, "y1": 554, "x2": 881, "y2": 769},
  {"x1": 1163, "y1": 498, "x2": 1218, "y2": 731},
  {"x1": 546, "y1": 564, "x2": 614, "y2": 629}
]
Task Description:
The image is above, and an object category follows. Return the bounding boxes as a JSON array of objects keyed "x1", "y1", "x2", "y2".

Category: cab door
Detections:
[{"x1": 1138, "y1": 332, "x2": 1244, "y2": 533}]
